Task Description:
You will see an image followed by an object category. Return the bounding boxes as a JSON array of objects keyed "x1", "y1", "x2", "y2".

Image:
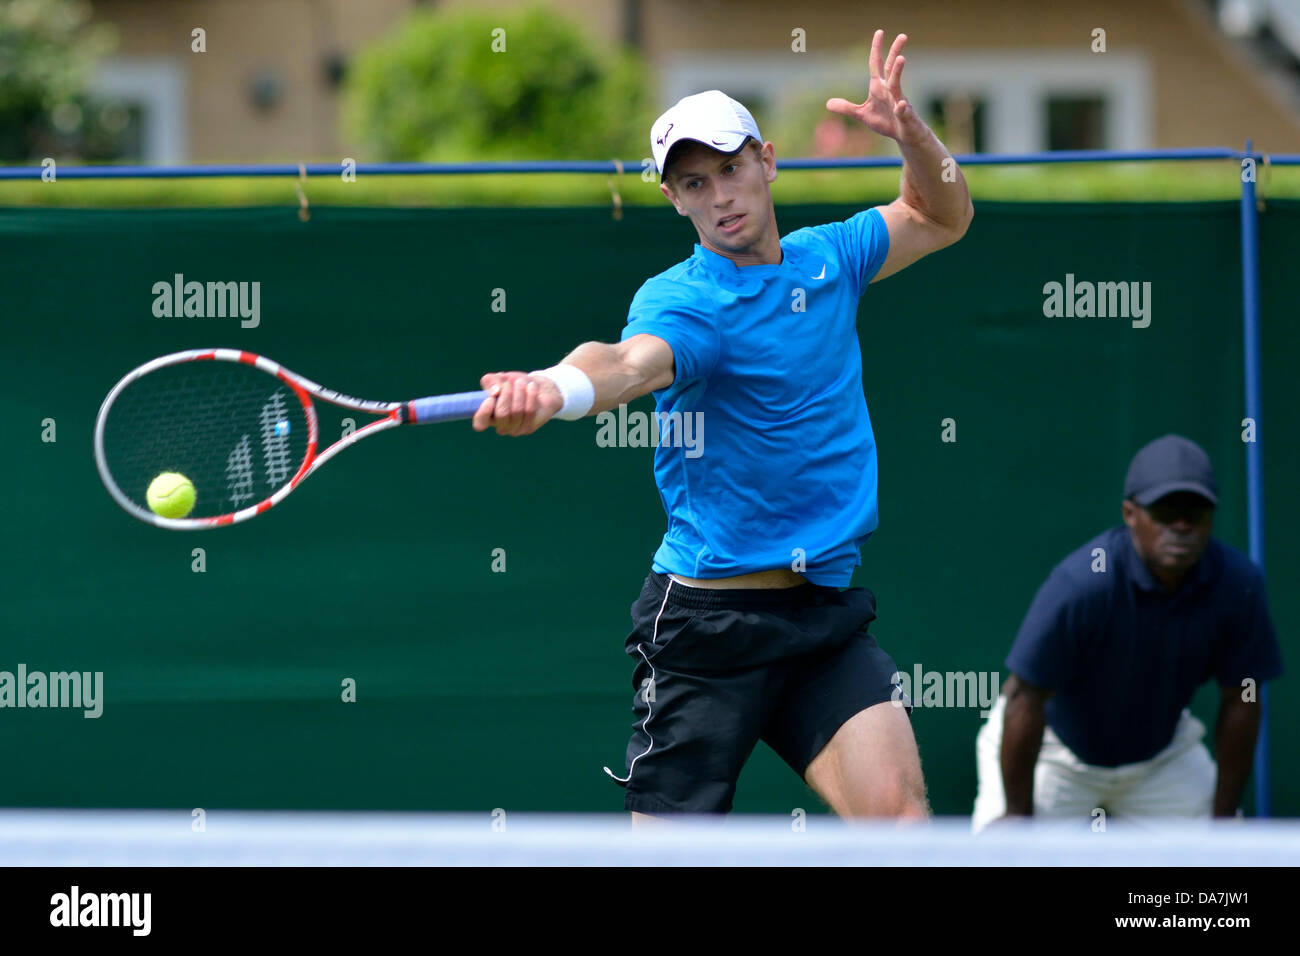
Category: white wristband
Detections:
[{"x1": 529, "y1": 364, "x2": 595, "y2": 420}]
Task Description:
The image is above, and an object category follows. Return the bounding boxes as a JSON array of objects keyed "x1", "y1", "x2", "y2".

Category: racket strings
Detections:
[{"x1": 101, "y1": 362, "x2": 311, "y2": 518}]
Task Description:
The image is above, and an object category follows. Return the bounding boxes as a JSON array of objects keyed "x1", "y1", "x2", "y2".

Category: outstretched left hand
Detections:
[{"x1": 826, "y1": 30, "x2": 926, "y2": 145}]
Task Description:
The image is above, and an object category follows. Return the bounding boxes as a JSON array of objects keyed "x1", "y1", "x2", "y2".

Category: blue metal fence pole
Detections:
[{"x1": 1240, "y1": 140, "x2": 1270, "y2": 818}]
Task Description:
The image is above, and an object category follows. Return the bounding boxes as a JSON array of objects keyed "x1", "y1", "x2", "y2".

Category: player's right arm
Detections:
[
  {"x1": 472, "y1": 333, "x2": 675, "y2": 437},
  {"x1": 997, "y1": 673, "x2": 1053, "y2": 818}
]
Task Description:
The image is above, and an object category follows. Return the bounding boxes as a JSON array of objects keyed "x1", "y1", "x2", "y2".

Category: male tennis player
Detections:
[
  {"x1": 971, "y1": 435, "x2": 1283, "y2": 831},
  {"x1": 473, "y1": 31, "x2": 972, "y2": 820}
]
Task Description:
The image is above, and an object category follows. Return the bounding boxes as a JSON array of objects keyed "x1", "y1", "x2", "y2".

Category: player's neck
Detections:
[{"x1": 700, "y1": 232, "x2": 783, "y2": 267}]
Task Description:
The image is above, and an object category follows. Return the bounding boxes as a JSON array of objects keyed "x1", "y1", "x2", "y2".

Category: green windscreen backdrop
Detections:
[{"x1": 0, "y1": 200, "x2": 1294, "y2": 817}]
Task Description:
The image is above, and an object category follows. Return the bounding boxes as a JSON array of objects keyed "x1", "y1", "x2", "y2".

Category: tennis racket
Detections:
[{"x1": 94, "y1": 348, "x2": 486, "y2": 530}]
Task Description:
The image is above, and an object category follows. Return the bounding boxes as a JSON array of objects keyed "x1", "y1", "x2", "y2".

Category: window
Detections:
[
  {"x1": 78, "y1": 99, "x2": 147, "y2": 162},
  {"x1": 660, "y1": 50, "x2": 1150, "y2": 156},
  {"x1": 924, "y1": 93, "x2": 988, "y2": 154},
  {"x1": 89, "y1": 59, "x2": 186, "y2": 163},
  {"x1": 1046, "y1": 95, "x2": 1107, "y2": 151}
]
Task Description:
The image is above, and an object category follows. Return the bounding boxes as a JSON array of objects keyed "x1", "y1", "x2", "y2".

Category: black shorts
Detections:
[{"x1": 605, "y1": 570, "x2": 909, "y2": 815}]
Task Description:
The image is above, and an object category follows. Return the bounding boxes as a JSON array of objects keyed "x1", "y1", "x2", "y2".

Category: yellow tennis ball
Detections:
[{"x1": 147, "y1": 472, "x2": 196, "y2": 519}]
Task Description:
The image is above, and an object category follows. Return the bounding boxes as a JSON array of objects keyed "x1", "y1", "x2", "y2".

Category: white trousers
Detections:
[{"x1": 971, "y1": 695, "x2": 1216, "y2": 832}]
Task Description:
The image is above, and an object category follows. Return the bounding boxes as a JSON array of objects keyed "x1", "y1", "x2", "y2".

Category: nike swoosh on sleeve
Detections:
[{"x1": 811, "y1": 264, "x2": 826, "y2": 280}]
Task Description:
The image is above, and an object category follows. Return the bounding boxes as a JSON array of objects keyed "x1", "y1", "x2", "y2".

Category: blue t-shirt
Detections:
[
  {"x1": 620, "y1": 208, "x2": 890, "y2": 586},
  {"x1": 1006, "y1": 525, "x2": 1283, "y2": 767}
]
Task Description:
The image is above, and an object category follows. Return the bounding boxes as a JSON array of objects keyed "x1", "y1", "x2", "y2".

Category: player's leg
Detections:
[
  {"x1": 1106, "y1": 709, "x2": 1215, "y2": 823},
  {"x1": 803, "y1": 699, "x2": 929, "y2": 818},
  {"x1": 760, "y1": 587, "x2": 928, "y2": 819}
]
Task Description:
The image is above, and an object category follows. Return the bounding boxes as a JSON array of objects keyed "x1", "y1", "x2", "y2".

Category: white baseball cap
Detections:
[{"x1": 650, "y1": 90, "x2": 762, "y2": 176}]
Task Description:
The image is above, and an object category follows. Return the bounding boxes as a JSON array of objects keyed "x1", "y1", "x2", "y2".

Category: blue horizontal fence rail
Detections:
[
  {"x1": 1, "y1": 147, "x2": 1299, "y2": 179},
  {"x1": 1, "y1": 144, "x2": 1279, "y2": 817}
]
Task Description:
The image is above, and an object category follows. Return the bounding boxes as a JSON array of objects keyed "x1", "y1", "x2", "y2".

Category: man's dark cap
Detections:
[{"x1": 1124, "y1": 434, "x2": 1218, "y2": 507}]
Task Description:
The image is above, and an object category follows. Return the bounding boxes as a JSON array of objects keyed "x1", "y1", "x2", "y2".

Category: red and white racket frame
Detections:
[{"x1": 94, "y1": 348, "x2": 483, "y2": 530}]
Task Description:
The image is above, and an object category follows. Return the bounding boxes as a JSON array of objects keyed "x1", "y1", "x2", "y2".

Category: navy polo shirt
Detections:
[{"x1": 1006, "y1": 524, "x2": 1283, "y2": 767}]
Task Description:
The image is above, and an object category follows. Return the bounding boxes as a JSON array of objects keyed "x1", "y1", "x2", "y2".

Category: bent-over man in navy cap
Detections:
[{"x1": 972, "y1": 435, "x2": 1283, "y2": 830}]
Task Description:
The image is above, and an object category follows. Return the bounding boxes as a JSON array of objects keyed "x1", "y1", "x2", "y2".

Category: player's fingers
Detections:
[
  {"x1": 474, "y1": 372, "x2": 550, "y2": 436},
  {"x1": 509, "y1": 382, "x2": 535, "y2": 434},
  {"x1": 890, "y1": 55, "x2": 906, "y2": 99},
  {"x1": 494, "y1": 380, "x2": 516, "y2": 420},
  {"x1": 501, "y1": 390, "x2": 533, "y2": 437},
  {"x1": 510, "y1": 382, "x2": 540, "y2": 436},
  {"x1": 471, "y1": 385, "x2": 500, "y2": 431},
  {"x1": 495, "y1": 412, "x2": 519, "y2": 437},
  {"x1": 825, "y1": 96, "x2": 861, "y2": 116},
  {"x1": 868, "y1": 28, "x2": 884, "y2": 80},
  {"x1": 505, "y1": 382, "x2": 534, "y2": 435},
  {"x1": 884, "y1": 33, "x2": 907, "y2": 78},
  {"x1": 525, "y1": 403, "x2": 551, "y2": 435}
]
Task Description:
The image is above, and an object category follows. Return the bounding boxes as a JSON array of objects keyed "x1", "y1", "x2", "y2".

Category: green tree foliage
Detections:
[
  {"x1": 342, "y1": 4, "x2": 650, "y2": 161},
  {"x1": 0, "y1": 0, "x2": 117, "y2": 161}
]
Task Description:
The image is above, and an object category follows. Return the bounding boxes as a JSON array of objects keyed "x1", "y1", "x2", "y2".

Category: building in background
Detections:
[{"x1": 84, "y1": 0, "x2": 1300, "y2": 163}]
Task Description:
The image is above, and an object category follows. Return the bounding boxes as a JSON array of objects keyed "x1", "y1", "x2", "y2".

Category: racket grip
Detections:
[{"x1": 408, "y1": 390, "x2": 489, "y2": 424}]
